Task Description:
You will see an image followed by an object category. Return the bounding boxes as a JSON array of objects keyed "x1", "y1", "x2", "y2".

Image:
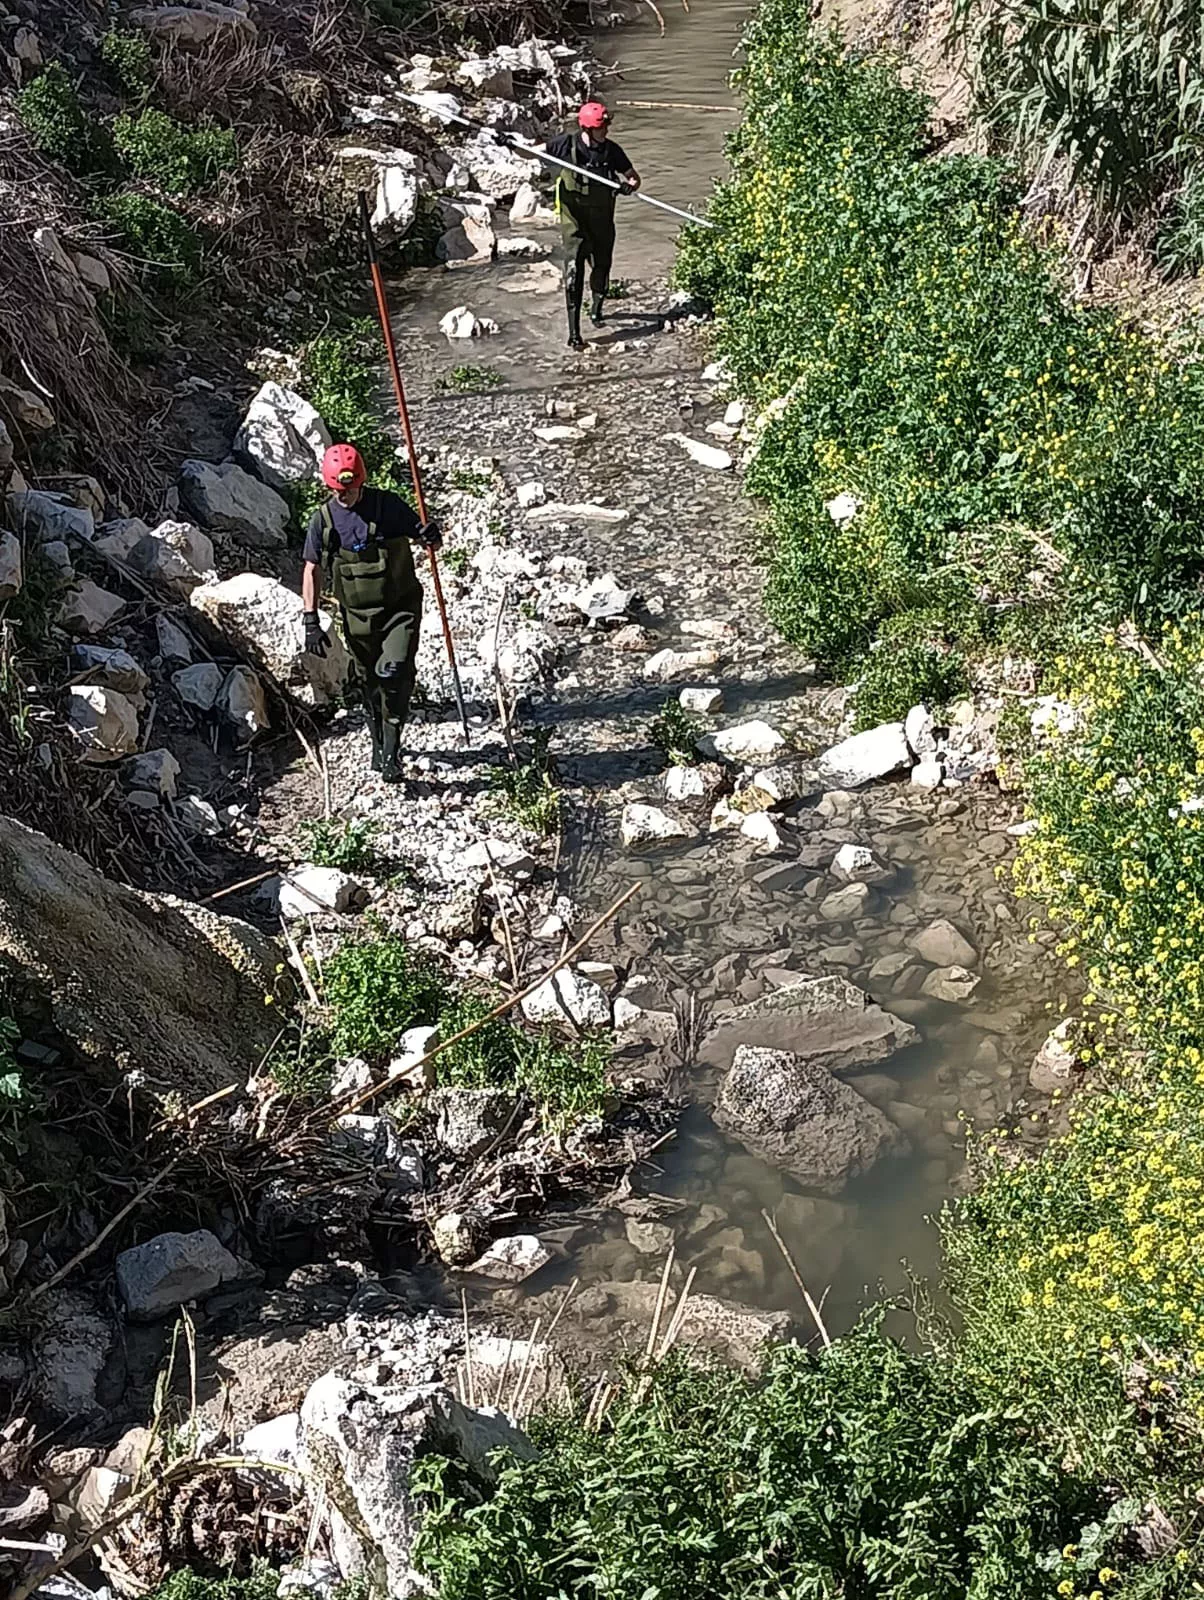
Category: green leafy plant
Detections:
[
  {"x1": 675, "y1": 8, "x2": 1204, "y2": 672},
  {"x1": 446, "y1": 466, "x2": 494, "y2": 496},
  {"x1": 442, "y1": 545, "x2": 471, "y2": 577},
  {"x1": 322, "y1": 931, "x2": 443, "y2": 1059},
  {"x1": 100, "y1": 29, "x2": 154, "y2": 99},
  {"x1": 299, "y1": 815, "x2": 379, "y2": 872},
  {"x1": 300, "y1": 324, "x2": 409, "y2": 498},
  {"x1": 94, "y1": 192, "x2": 202, "y2": 289},
  {"x1": 486, "y1": 730, "x2": 560, "y2": 835},
  {"x1": 650, "y1": 698, "x2": 701, "y2": 765},
  {"x1": 851, "y1": 616, "x2": 971, "y2": 730},
  {"x1": 144, "y1": 1566, "x2": 281, "y2": 1600},
  {"x1": 113, "y1": 107, "x2": 238, "y2": 195},
  {"x1": 413, "y1": 1317, "x2": 1136, "y2": 1599},
  {"x1": 438, "y1": 365, "x2": 504, "y2": 394},
  {"x1": 949, "y1": 0, "x2": 1204, "y2": 237},
  {"x1": 18, "y1": 62, "x2": 116, "y2": 178}
]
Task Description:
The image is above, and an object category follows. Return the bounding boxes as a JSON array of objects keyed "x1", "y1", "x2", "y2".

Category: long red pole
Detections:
[{"x1": 358, "y1": 190, "x2": 471, "y2": 745}]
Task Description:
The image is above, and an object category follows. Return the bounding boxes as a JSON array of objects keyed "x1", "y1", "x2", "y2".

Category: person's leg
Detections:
[
  {"x1": 560, "y1": 203, "x2": 588, "y2": 349},
  {"x1": 342, "y1": 609, "x2": 384, "y2": 775},
  {"x1": 375, "y1": 599, "x2": 422, "y2": 782},
  {"x1": 588, "y1": 214, "x2": 616, "y2": 324}
]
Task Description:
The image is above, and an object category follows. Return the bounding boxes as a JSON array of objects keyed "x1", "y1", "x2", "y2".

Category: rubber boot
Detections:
[
  {"x1": 379, "y1": 718, "x2": 404, "y2": 784},
  {"x1": 589, "y1": 293, "x2": 605, "y2": 326},
  {"x1": 364, "y1": 694, "x2": 384, "y2": 773},
  {"x1": 565, "y1": 284, "x2": 585, "y2": 350}
]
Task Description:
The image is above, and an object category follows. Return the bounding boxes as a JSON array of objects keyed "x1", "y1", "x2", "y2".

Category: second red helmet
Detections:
[
  {"x1": 577, "y1": 101, "x2": 609, "y2": 130},
  {"x1": 322, "y1": 443, "x2": 366, "y2": 491}
]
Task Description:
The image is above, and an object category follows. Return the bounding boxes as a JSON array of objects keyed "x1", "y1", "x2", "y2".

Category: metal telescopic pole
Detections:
[{"x1": 357, "y1": 191, "x2": 471, "y2": 746}]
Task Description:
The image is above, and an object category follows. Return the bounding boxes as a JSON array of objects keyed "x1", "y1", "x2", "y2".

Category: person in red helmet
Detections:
[
  {"x1": 301, "y1": 443, "x2": 441, "y2": 782},
  {"x1": 540, "y1": 101, "x2": 640, "y2": 349}
]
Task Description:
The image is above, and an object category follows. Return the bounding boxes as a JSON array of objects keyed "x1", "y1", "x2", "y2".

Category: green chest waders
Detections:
[
  {"x1": 557, "y1": 173, "x2": 617, "y2": 341},
  {"x1": 323, "y1": 509, "x2": 423, "y2": 776}
]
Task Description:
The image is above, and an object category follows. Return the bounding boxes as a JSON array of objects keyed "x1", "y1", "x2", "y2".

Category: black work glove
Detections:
[
  {"x1": 495, "y1": 129, "x2": 518, "y2": 148},
  {"x1": 415, "y1": 520, "x2": 443, "y2": 551},
  {"x1": 303, "y1": 610, "x2": 330, "y2": 658}
]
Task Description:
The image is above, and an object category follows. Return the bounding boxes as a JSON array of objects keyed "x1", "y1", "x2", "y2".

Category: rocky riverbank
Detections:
[{"x1": 0, "y1": 11, "x2": 1088, "y2": 1598}]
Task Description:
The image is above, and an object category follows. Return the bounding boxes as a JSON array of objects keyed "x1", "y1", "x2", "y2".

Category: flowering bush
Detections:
[
  {"x1": 946, "y1": 627, "x2": 1204, "y2": 1566},
  {"x1": 676, "y1": 9, "x2": 1204, "y2": 670}
]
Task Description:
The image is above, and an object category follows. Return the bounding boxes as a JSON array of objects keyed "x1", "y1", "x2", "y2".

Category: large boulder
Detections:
[
  {"x1": 179, "y1": 459, "x2": 290, "y2": 549},
  {"x1": 67, "y1": 685, "x2": 139, "y2": 763},
  {"x1": 128, "y1": 519, "x2": 216, "y2": 599},
  {"x1": 430, "y1": 1088, "x2": 516, "y2": 1158},
  {"x1": 450, "y1": 134, "x2": 540, "y2": 200},
  {"x1": 70, "y1": 646, "x2": 149, "y2": 700},
  {"x1": 58, "y1": 580, "x2": 125, "y2": 637},
  {"x1": 0, "y1": 815, "x2": 281, "y2": 1104},
  {"x1": 912, "y1": 918, "x2": 977, "y2": 969},
  {"x1": 300, "y1": 1373, "x2": 531, "y2": 1597},
  {"x1": 715, "y1": 975, "x2": 918, "y2": 1073},
  {"x1": 714, "y1": 1045, "x2": 907, "y2": 1194},
  {"x1": 817, "y1": 722, "x2": 911, "y2": 788},
  {"x1": 116, "y1": 1229, "x2": 241, "y2": 1320},
  {"x1": 234, "y1": 382, "x2": 331, "y2": 492},
  {"x1": 621, "y1": 803, "x2": 692, "y2": 848},
  {"x1": 700, "y1": 720, "x2": 786, "y2": 763},
  {"x1": 190, "y1": 573, "x2": 351, "y2": 707},
  {"x1": 6, "y1": 489, "x2": 93, "y2": 544},
  {"x1": 32, "y1": 1289, "x2": 113, "y2": 1416}
]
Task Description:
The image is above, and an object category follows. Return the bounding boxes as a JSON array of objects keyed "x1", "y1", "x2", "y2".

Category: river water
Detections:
[{"x1": 380, "y1": 7, "x2": 1064, "y2": 1358}]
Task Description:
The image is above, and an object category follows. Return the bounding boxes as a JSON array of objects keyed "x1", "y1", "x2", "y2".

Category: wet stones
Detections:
[
  {"x1": 715, "y1": 1045, "x2": 907, "y2": 1195},
  {"x1": 912, "y1": 918, "x2": 977, "y2": 969},
  {"x1": 819, "y1": 881, "x2": 871, "y2": 921},
  {"x1": 919, "y1": 965, "x2": 981, "y2": 1003}
]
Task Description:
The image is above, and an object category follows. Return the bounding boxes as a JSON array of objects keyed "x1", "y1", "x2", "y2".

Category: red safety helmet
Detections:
[
  {"x1": 577, "y1": 101, "x2": 609, "y2": 130},
  {"x1": 322, "y1": 443, "x2": 366, "y2": 491}
]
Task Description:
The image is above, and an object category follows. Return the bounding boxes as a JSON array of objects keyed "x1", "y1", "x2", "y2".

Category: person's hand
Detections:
[
  {"x1": 416, "y1": 520, "x2": 443, "y2": 551},
  {"x1": 303, "y1": 610, "x2": 330, "y2": 657},
  {"x1": 495, "y1": 129, "x2": 518, "y2": 149}
]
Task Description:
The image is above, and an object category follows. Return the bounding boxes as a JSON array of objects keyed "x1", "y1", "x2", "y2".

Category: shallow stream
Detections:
[{"x1": 382, "y1": 7, "x2": 1064, "y2": 1350}]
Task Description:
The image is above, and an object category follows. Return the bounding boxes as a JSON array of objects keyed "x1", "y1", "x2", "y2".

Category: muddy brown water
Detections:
[{"x1": 375, "y1": 9, "x2": 1064, "y2": 1350}]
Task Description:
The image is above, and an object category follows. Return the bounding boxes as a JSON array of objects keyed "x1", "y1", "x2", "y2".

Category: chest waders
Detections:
[
  {"x1": 322, "y1": 507, "x2": 423, "y2": 780},
  {"x1": 557, "y1": 167, "x2": 617, "y2": 345}
]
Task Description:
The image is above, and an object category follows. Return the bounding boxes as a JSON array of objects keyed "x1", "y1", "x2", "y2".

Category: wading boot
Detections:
[
  {"x1": 589, "y1": 293, "x2": 605, "y2": 326},
  {"x1": 379, "y1": 717, "x2": 404, "y2": 784},
  {"x1": 364, "y1": 696, "x2": 384, "y2": 773},
  {"x1": 565, "y1": 285, "x2": 585, "y2": 350}
]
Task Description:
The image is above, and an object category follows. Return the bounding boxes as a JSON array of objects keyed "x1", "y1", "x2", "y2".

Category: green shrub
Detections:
[
  {"x1": 145, "y1": 1567, "x2": 281, "y2": 1600},
  {"x1": 18, "y1": 62, "x2": 116, "y2": 177},
  {"x1": 438, "y1": 365, "x2": 503, "y2": 394},
  {"x1": 300, "y1": 325, "x2": 410, "y2": 498},
  {"x1": 94, "y1": 192, "x2": 201, "y2": 289},
  {"x1": 113, "y1": 107, "x2": 238, "y2": 195},
  {"x1": 322, "y1": 932, "x2": 443, "y2": 1058},
  {"x1": 851, "y1": 613, "x2": 971, "y2": 729},
  {"x1": 413, "y1": 1318, "x2": 1138, "y2": 1599},
  {"x1": 486, "y1": 730, "x2": 560, "y2": 835},
  {"x1": 649, "y1": 698, "x2": 701, "y2": 765},
  {"x1": 949, "y1": 0, "x2": 1204, "y2": 238},
  {"x1": 100, "y1": 29, "x2": 154, "y2": 99},
  {"x1": 676, "y1": 9, "x2": 1204, "y2": 671},
  {"x1": 299, "y1": 815, "x2": 378, "y2": 872}
]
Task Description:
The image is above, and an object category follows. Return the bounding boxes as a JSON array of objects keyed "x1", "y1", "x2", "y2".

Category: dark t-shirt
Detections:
[
  {"x1": 544, "y1": 133, "x2": 633, "y2": 203},
  {"x1": 302, "y1": 486, "x2": 420, "y2": 566}
]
